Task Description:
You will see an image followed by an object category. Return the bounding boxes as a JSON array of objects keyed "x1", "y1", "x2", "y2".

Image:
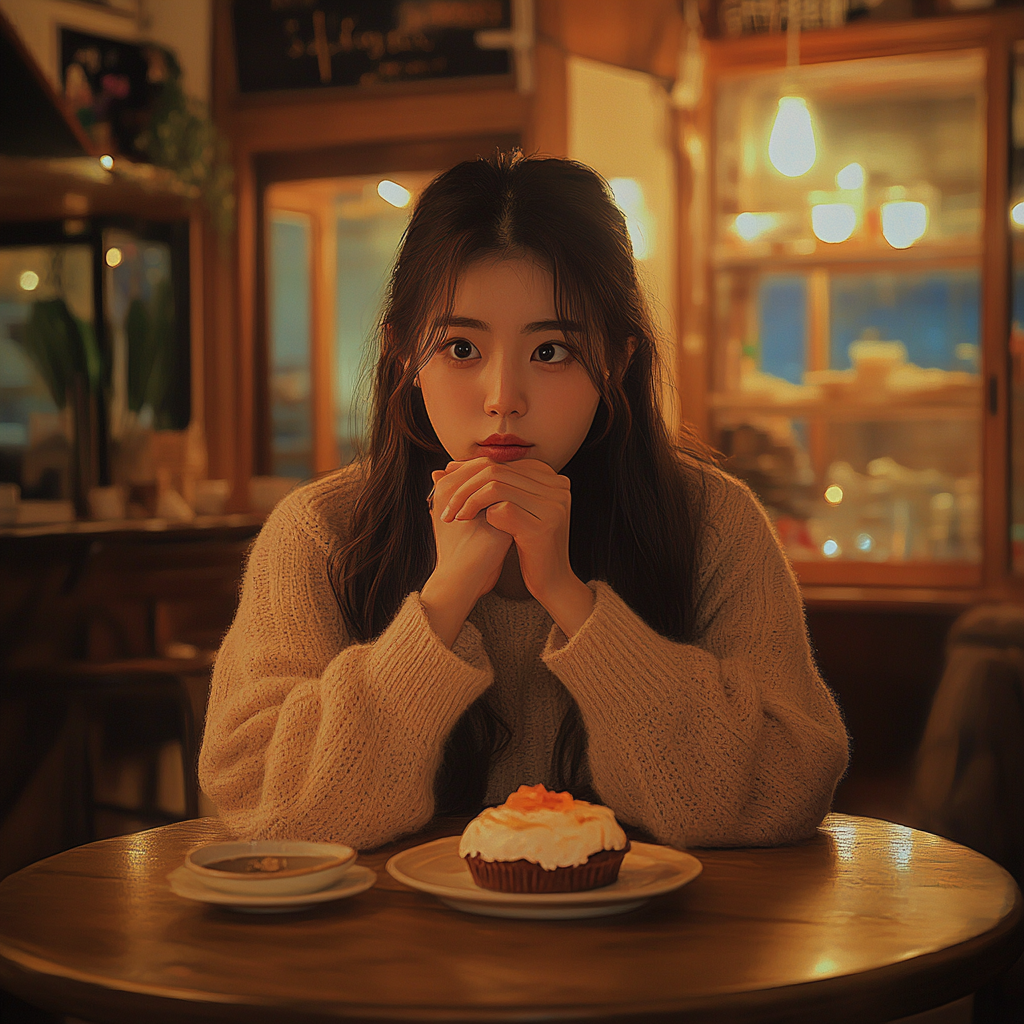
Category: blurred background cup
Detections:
[
  {"x1": 87, "y1": 485, "x2": 127, "y2": 521},
  {"x1": 193, "y1": 478, "x2": 230, "y2": 516},
  {"x1": 0, "y1": 483, "x2": 20, "y2": 526},
  {"x1": 249, "y1": 476, "x2": 299, "y2": 515}
]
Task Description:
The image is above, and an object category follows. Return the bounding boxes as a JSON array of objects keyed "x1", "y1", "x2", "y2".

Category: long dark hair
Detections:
[{"x1": 331, "y1": 152, "x2": 712, "y2": 813}]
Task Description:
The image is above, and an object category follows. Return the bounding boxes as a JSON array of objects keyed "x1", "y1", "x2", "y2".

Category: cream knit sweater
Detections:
[{"x1": 199, "y1": 462, "x2": 849, "y2": 850}]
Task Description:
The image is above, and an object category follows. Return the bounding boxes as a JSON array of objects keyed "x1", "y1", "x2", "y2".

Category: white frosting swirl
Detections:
[{"x1": 458, "y1": 801, "x2": 627, "y2": 870}]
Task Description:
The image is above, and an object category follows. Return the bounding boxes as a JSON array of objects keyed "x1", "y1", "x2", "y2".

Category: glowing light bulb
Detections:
[
  {"x1": 104, "y1": 247, "x2": 123, "y2": 268},
  {"x1": 824, "y1": 484, "x2": 844, "y2": 505},
  {"x1": 768, "y1": 97, "x2": 816, "y2": 178},
  {"x1": 610, "y1": 178, "x2": 651, "y2": 260},
  {"x1": 836, "y1": 163, "x2": 865, "y2": 190},
  {"x1": 881, "y1": 201, "x2": 928, "y2": 249},
  {"x1": 1011, "y1": 201, "x2": 1024, "y2": 229},
  {"x1": 99, "y1": 154, "x2": 114, "y2": 170},
  {"x1": 610, "y1": 178, "x2": 642, "y2": 208},
  {"x1": 811, "y1": 204, "x2": 856, "y2": 244},
  {"x1": 377, "y1": 180, "x2": 411, "y2": 208},
  {"x1": 822, "y1": 538, "x2": 841, "y2": 558},
  {"x1": 855, "y1": 532, "x2": 874, "y2": 553},
  {"x1": 18, "y1": 270, "x2": 39, "y2": 291},
  {"x1": 733, "y1": 212, "x2": 776, "y2": 242}
]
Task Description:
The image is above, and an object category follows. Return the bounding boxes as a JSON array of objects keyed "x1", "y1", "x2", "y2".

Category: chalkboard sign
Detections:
[{"x1": 232, "y1": 0, "x2": 512, "y2": 94}]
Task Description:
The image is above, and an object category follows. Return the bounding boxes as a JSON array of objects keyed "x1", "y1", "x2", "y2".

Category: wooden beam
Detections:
[{"x1": 231, "y1": 88, "x2": 527, "y2": 155}]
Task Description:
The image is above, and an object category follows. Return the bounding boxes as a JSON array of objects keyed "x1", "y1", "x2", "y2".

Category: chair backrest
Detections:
[{"x1": 909, "y1": 604, "x2": 1024, "y2": 887}]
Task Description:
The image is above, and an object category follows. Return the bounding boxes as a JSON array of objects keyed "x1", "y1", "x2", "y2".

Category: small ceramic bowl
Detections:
[{"x1": 186, "y1": 840, "x2": 356, "y2": 896}]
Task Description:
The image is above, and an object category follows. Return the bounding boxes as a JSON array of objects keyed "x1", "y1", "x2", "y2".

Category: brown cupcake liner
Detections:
[{"x1": 465, "y1": 841, "x2": 631, "y2": 893}]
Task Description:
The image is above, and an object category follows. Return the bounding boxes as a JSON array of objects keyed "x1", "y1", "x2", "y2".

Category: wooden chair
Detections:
[
  {"x1": 908, "y1": 604, "x2": 1024, "y2": 1024},
  {"x1": 1, "y1": 527, "x2": 253, "y2": 849}
]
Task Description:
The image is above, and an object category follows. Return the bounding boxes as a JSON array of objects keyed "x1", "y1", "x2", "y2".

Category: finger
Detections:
[
  {"x1": 454, "y1": 483, "x2": 564, "y2": 525},
  {"x1": 442, "y1": 468, "x2": 562, "y2": 523},
  {"x1": 484, "y1": 500, "x2": 547, "y2": 538},
  {"x1": 445, "y1": 457, "x2": 563, "y2": 486},
  {"x1": 483, "y1": 457, "x2": 566, "y2": 486},
  {"x1": 430, "y1": 461, "x2": 480, "y2": 514}
]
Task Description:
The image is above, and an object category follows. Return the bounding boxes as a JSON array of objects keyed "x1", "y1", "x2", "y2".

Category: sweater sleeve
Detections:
[
  {"x1": 198, "y1": 489, "x2": 493, "y2": 849},
  {"x1": 541, "y1": 472, "x2": 849, "y2": 849}
]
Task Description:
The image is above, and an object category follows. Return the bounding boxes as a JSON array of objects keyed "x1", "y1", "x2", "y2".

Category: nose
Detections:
[{"x1": 483, "y1": 355, "x2": 526, "y2": 419}]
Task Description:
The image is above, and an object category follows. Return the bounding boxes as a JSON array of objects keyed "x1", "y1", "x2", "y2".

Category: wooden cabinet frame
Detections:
[{"x1": 682, "y1": 10, "x2": 1024, "y2": 605}]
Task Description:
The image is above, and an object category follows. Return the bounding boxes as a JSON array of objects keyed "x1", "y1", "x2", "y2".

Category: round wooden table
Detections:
[{"x1": 0, "y1": 814, "x2": 1020, "y2": 1024}]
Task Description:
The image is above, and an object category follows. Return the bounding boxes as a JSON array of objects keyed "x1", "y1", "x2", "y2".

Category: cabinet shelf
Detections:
[
  {"x1": 709, "y1": 393, "x2": 980, "y2": 422},
  {"x1": 712, "y1": 240, "x2": 981, "y2": 273}
]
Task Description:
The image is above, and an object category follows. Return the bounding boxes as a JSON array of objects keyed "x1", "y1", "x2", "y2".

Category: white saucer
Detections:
[
  {"x1": 167, "y1": 863, "x2": 376, "y2": 913},
  {"x1": 386, "y1": 837, "x2": 701, "y2": 919}
]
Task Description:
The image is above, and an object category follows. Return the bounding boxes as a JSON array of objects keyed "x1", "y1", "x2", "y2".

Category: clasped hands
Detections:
[{"x1": 420, "y1": 457, "x2": 595, "y2": 644}]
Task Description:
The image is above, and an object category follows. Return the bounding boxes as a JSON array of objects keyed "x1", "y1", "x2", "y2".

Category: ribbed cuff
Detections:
[{"x1": 363, "y1": 591, "x2": 493, "y2": 737}]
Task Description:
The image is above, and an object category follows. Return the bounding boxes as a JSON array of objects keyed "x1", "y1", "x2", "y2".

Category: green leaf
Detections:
[{"x1": 17, "y1": 299, "x2": 91, "y2": 409}]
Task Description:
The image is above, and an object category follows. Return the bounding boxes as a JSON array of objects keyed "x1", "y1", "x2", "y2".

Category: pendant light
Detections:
[{"x1": 768, "y1": 1, "x2": 816, "y2": 178}]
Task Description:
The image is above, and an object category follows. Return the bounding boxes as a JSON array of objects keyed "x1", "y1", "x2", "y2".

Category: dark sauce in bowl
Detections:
[{"x1": 206, "y1": 855, "x2": 337, "y2": 876}]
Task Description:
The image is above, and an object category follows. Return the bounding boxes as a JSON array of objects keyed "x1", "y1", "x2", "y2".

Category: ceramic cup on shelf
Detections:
[
  {"x1": 0, "y1": 483, "x2": 20, "y2": 525},
  {"x1": 193, "y1": 478, "x2": 230, "y2": 516},
  {"x1": 87, "y1": 485, "x2": 127, "y2": 521}
]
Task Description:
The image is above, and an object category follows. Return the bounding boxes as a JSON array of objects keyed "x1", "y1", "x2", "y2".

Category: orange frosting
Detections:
[{"x1": 503, "y1": 783, "x2": 575, "y2": 813}]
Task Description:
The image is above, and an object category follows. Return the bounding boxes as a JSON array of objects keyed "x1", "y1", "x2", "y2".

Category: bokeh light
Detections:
[{"x1": 377, "y1": 180, "x2": 411, "y2": 208}]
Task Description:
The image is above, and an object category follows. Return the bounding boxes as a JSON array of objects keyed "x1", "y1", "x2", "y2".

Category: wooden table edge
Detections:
[{"x1": 1, "y1": 888, "x2": 1021, "y2": 1024}]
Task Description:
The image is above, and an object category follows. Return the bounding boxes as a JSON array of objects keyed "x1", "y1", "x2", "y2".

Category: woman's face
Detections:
[{"x1": 417, "y1": 258, "x2": 601, "y2": 472}]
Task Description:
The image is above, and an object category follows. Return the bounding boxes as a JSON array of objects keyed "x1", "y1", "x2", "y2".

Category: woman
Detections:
[{"x1": 199, "y1": 152, "x2": 848, "y2": 850}]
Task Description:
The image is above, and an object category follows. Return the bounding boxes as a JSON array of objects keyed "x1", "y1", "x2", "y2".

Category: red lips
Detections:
[
  {"x1": 477, "y1": 434, "x2": 533, "y2": 462},
  {"x1": 480, "y1": 434, "x2": 532, "y2": 446}
]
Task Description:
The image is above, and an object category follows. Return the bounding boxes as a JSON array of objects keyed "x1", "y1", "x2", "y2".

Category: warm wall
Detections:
[{"x1": 567, "y1": 55, "x2": 679, "y2": 434}]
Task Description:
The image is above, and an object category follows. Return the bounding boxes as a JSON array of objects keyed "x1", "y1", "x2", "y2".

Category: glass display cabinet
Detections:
[{"x1": 698, "y1": 16, "x2": 1024, "y2": 595}]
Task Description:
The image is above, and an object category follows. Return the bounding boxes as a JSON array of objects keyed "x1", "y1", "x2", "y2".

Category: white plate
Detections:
[
  {"x1": 385, "y1": 837, "x2": 701, "y2": 919},
  {"x1": 167, "y1": 863, "x2": 376, "y2": 913}
]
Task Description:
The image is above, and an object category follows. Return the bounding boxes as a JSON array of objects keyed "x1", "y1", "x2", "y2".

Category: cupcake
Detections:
[{"x1": 458, "y1": 783, "x2": 629, "y2": 893}]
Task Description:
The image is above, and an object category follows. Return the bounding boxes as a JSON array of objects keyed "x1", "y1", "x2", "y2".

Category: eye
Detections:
[
  {"x1": 443, "y1": 338, "x2": 479, "y2": 361},
  {"x1": 533, "y1": 342, "x2": 570, "y2": 364}
]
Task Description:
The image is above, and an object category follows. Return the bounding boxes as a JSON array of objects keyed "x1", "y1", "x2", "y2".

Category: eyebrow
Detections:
[{"x1": 434, "y1": 316, "x2": 581, "y2": 334}]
